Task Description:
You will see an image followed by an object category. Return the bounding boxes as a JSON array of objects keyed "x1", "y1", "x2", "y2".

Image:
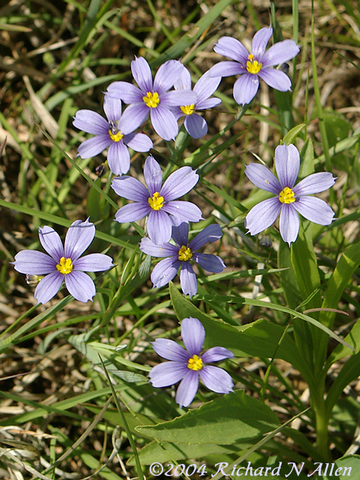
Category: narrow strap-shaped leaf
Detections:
[{"x1": 151, "y1": 0, "x2": 234, "y2": 67}]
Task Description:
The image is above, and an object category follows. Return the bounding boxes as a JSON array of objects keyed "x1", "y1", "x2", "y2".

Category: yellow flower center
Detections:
[
  {"x1": 246, "y1": 54, "x2": 262, "y2": 74},
  {"x1": 143, "y1": 91, "x2": 160, "y2": 108},
  {"x1": 56, "y1": 257, "x2": 73, "y2": 275},
  {"x1": 187, "y1": 354, "x2": 203, "y2": 371},
  {"x1": 180, "y1": 104, "x2": 195, "y2": 115},
  {"x1": 108, "y1": 129, "x2": 124, "y2": 142},
  {"x1": 279, "y1": 187, "x2": 296, "y2": 204},
  {"x1": 148, "y1": 192, "x2": 164, "y2": 210},
  {"x1": 178, "y1": 245, "x2": 193, "y2": 262}
]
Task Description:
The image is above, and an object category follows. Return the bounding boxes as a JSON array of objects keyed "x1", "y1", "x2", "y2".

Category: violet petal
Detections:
[
  {"x1": 181, "y1": 317, "x2": 205, "y2": 356},
  {"x1": 111, "y1": 176, "x2": 149, "y2": 202},
  {"x1": 147, "y1": 209, "x2": 174, "y2": 245},
  {"x1": 194, "y1": 72, "x2": 222, "y2": 103},
  {"x1": 153, "y1": 59, "x2": 185, "y2": 94},
  {"x1": 279, "y1": 204, "x2": 300, "y2": 246},
  {"x1": 162, "y1": 200, "x2": 203, "y2": 223},
  {"x1": 184, "y1": 114, "x2": 207, "y2": 139},
  {"x1": 196, "y1": 97, "x2": 222, "y2": 110},
  {"x1": 233, "y1": 73, "x2": 260, "y2": 105},
  {"x1": 150, "y1": 257, "x2": 180, "y2": 288},
  {"x1": 194, "y1": 253, "x2": 225, "y2": 273},
  {"x1": 174, "y1": 66, "x2": 192, "y2": 90},
  {"x1": 34, "y1": 271, "x2": 63, "y2": 304},
  {"x1": 150, "y1": 105, "x2": 179, "y2": 141},
  {"x1": 261, "y1": 40, "x2": 300, "y2": 68},
  {"x1": 39, "y1": 226, "x2": 64, "y2": 261},
  {"x1": 161, "y1": 90, "x2": 197, "y2": 108},
  {"x1": 274, "y1": 144, "x2": 300, "y2": 189},
  {"x1": 73, "y1": 109, "x2": 109, "y2": 135},
  {"x1": 251, "y1": 27, "x2": 272, "y2": 59},
  {"x1": 150, "y1": 362, "x2": 188, "y2": 388},
  {"x1": 114, "y1": 202, "x2": 151, "y2": 223},
  {"x1": 73, "y1": 253, "x2": 113, "y2": 272},
  {"x1": 294, "y1": 172, "x2": 336, "y2": 196},
  {"x1": 12, "y1": 250, "x2": 57, "y2": 275},
  {"x1": 292, "y1": 196, "x2": 335, "y2": 225},
  {"x1": 118, "y1": 103, "x2": 149, "y2": 132},
  {"x1": 171, "y1": 222, "x2": 190, "y2": 247},
  {"x1": 65, "y1": 270, "x2": 96, "y2": 302},
  {"x1": 179, "y1": 262, "x2": 198, "y2": 298},
  {"x1": 106, "y1": 82, "x2": 143, "y2": 104},
  {"x1": 202, "y1": 346, "x2": 234, "y2": 363},
  {"x1": 189, "y1": 224, "x2": 223, "y2": 251},
  {"x1": 160, "y1": 166, "x2": 199, "y2": 201},
  {"x1": 214, "y1": 36, "x2": 249, "y2": 64},
  {"x1": 103, "y1": 95, "x2": 122, "y2": 122},
  {"x1": 245, "y1": 163, "x2": 281, "y2": 194},
  {"x1": 207, "y1": 61, "x2": 245, "y2": 78},
  {"x1": 152, "y1": 338, "x2": 189, "y2": 362},
  {"x1": 143, "y1": 155, "x2": 163, "y2": 195},
  {"x1": 200, "y1": 365, "x2": 234, "y2": 394},
  {"x1": 257, "y1": 68, "x2": 292, "y2": 92},
  {"x1": 107, "y1": 141, "x2": 130, "y2": 176},
  {"x1": 175, "y1": 370, "x2": 199, "y2": 408},
  {"x1": 245, "y1": 197, "x2": 282, "y2": 236},
  {"x1": 124, "y1": 132, "x2": 153, "y2": 152},
  {"x1": 64, "y1": 219, "x2": 95, "y2": 261},
  {"x1": 139, "y1": 237, "x2": 178, "y2": 258},
  {"x1": 131, "y1": 56, "x2": 153, "y2": 93},
  {"x1": 77, "y1": 135, "x2": 111, "y2": 159}
]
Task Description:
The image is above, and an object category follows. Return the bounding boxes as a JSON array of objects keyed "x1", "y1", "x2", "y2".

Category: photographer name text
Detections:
[{"x1": 149, "y1": 461, "x2": 352, "y2": 477}]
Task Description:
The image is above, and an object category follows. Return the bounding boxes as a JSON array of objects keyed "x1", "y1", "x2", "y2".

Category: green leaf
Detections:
[
  {"x1": 278, "y1": 240, "x2": 302, "y2": 310},
  {"x1": 282, "y1": 124, "x2": 306, "y2": 145},
  {"x1": 290, "y1": 222, "x2": 321, "y2": 309},
  {"x1": 127, "y1": 441, "x2": 235, "y2": 465},
  {"x1": 325, "y1": 352, "x2": 360, "y2": 418},
  {"x1": 80, "y1": 452, "x2": 123, "y2": 480},
  {"x1": 316, "y1": 131, "x2": 360, "y2": 164},
  {"x1": 135, "y1": 390, "x2": 280, "y2": 445},
  {"x1": 108, "y1": 370, "x2": 148, "y2": 383},
  {"x1": 323, "y1": 110, "x2": 352, "y2": 148},
  {"x1": 326, "y1": 319, "x2": 360, "y2": 368},
  {"x1": 0, "y1": 297, "x2": 73, "y2": 353},
  {"x1": 299, "y1": 138, "x2": 315, "y2": 178},
  {"x1": 323, "y1": 455, "x2": 360, "y2": 480},
  {"x1": 151, "y1": 0, "x2": 234, "y2": 67},
  {"x1": 85, "y1": 405, "x2": 159, "y2": 431},
  {"x1": 315, "y1": 241, "x2": 360, "y2": 377},
  {"x1": 169, "y1": 283, "x2": 310, "y2": 376},
  {"x1": 0, "y1": 199, "x2": 135, "y2": 250},
  {"x1": 87, "y1": 180, "x2": 111, "y2": 222},
  {"x1": 320, "y1": 242, "x2": 360, "y2": 330},
  {"x1": 0, "y1": 385, "x2": 129, "y2": 426},
  {"x1": 273, "y1": 90, "x2": 295, "y2": 135},
  {"x1": 290, "y1": 222, "x2": 323, "y2": 372}
]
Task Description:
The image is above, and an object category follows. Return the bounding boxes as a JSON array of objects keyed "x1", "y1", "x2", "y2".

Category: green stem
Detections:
[
  {"x1": 310, "y1": 381, "x2": 332, "y2": 461},
  {"x1": 310, "y1": 1, "x2": 332, "y2": 177}
]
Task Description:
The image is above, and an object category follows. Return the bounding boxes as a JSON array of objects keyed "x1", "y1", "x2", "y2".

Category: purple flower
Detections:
[
  {"x1": 12, "y1": 219, "x2": 113, "y2": 304},
  {"x1": 245, "y1": 143, "x2": 336, "y2": 246},
  {"x1": 150, "y1": 316, "x2": 234, "y2": 408},
  {"x1": 73, "y1": 95, "x2": 153, "y2": 176},
  {"x1": 106, "y1": 57, "x2": 197, "y2": 141},
  {"x1": 111, "y1": 155, "x2": 203, "y2": 245},
  {"x1": 208, "y1": 27, "x2": 300, "y2": 105},
  {"x1": 139, "y1": 222, "x2": 225, "y2": 298},
  {"x1": 172, "y1": 67, "x2": 221, "y2": 139}
]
